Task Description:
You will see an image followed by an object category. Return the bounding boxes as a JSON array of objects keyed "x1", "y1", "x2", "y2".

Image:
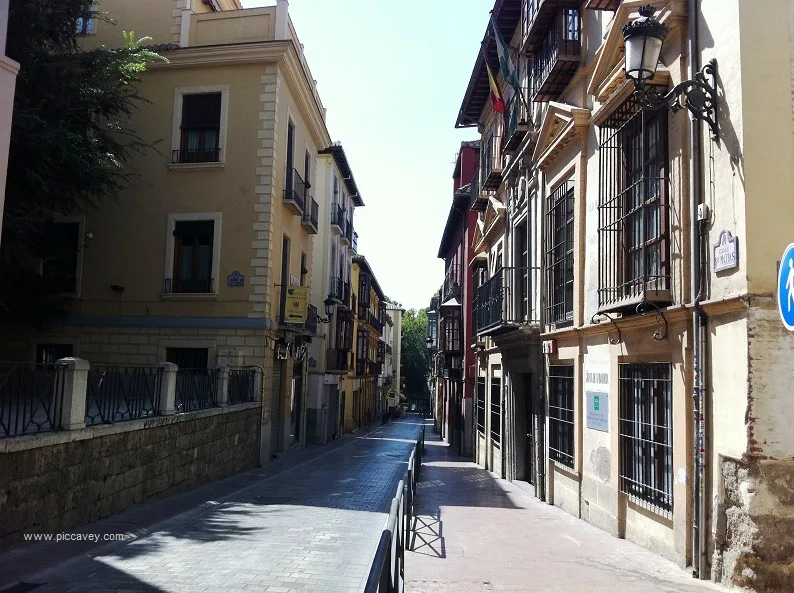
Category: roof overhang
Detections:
[
  {"x1": 455, "y1": 0, "x2": 522, "y2": 128},
  {"x1": 437, "y1": 186, "x2": 471, "y2": 258},
  {"x1": 318, "y1": 143, "x2": 364, "y2": 206},
  {"x1": 352, "y1": 255, "x2": 385, "y2": 299}
]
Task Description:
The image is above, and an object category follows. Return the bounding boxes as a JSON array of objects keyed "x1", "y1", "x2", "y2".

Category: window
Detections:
[
  {"x1": 36, "y1": 222, "x2": 81, "y2": 293},
  {"x1": 440, "y1": 309, "x2": 461, "y2": 353},
  {"x1": 490, "y1": 367, "x2": 501, "y2": 445},
  {"x1": 516, "y1": 221, "x2": 529, "y2": 321},
  {"x1": 619, "y1": 362, "x2": 673, "y2": 511},
  {"x1": 356, "y1": 328, "x2": 369, "y2": 374},
  {"x1": 36, "y1": 343, "x2": 74, "y2": 364},
  {"x1": 598, "y1": 94, "x2": 669, "y2": 311},
  {"x1": 164, "y1": 214, "x2": 221, "y2": 296},
  {"x1": 300, "y1": 253, "x2": 307, "y2": 286},
  {"x1": 171, "y1": 86, "x2": 228, "y2": 166},
  {"x1": 172, "y1": 221, "x2": 214, "y2": 293},
  {"x1": 166, "y1": 347, "x2": 209, "y2": 369},
  {"x1": 76, "y1": 7, "x2": 96, "y2": 35},
  {"x1": 548, "y1": 365, "x2": 575, "y2": 468},
  {"x1": 177, "y1": 93, "x2": 221, "y2": 163},
  {"x1": 476, "y1": 377, "x2": 486, "y2": 434},
  {"x1": 545, "y1": 180, "x2": 574, "y2": 326}
]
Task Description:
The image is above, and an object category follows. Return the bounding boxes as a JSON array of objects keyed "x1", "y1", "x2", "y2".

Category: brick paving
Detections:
[
  {"x1": 406, "y1": 429, "x2": 730, "y2": 593},
  {"x1": 1, "y1": 417, "x2": 422, "y2": 593}
]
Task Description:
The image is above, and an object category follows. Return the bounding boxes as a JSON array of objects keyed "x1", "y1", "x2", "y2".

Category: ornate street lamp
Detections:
[
  {"x1": 426, "y1": 337, "x2": 434, "y2": 352},
  {"x1": 318, "y1": 296, "x2": 336, "y2": 323},
  {"x1": 622, "y1": 5, "x2": 718, "y2": 139}
]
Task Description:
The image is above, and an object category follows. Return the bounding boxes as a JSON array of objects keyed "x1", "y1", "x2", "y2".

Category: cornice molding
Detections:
[{"x1": 533, "y1": 102, "x2": 591, "y2": 172}]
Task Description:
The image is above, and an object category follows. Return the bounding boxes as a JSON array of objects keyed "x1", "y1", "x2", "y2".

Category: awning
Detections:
[
  {"x1": 440, "y1": 296, "x2": 462, "y2": 307},
  {"x1": 469, "y1": 252, "x2": 488, "y2": 267}
]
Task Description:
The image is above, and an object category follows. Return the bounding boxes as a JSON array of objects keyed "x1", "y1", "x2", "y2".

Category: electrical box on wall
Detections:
[{"x1": 542, "y1": 340, "x2": 557, "y2": 354}]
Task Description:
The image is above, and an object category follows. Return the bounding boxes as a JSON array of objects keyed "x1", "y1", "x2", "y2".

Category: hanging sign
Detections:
[
  {"x1": 285, "y1": 285, "x2": 308, "y2": 323},
  {"x1": 778, "y1": 243, "x2": 794, "y2": 331}
]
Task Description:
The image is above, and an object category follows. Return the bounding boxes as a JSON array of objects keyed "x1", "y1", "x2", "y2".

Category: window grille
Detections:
[
  {"x1": 598, "y1": 94, "x2": 670, "y2": 311},
  {"x1": 545, "y1": 180, "x2": 574, "y2": 326},
  {"x1": 476, "y1": 377, "x2": 486, "y2": 434},
  {"x1": 490, "y1": 370, "x2": 501, "y2": 445},
  {"x1": 619, "y1": 362, "x2": 673, "y2": 511},
  {"x1": 548, "y1": 365, "x2": 574, "y2": 468},
  {"x1": 516, "y1": 222, "x2": 529, "y2": 321}
]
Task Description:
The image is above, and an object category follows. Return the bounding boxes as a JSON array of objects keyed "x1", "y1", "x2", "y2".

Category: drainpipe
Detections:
[{"x1": 688, "y1": 0, "x2": 708, "y2": 580}]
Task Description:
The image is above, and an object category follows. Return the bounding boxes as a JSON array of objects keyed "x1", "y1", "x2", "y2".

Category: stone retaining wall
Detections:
[{"x1": 0, "y1": 404, "x2": 260, "y2": 552}]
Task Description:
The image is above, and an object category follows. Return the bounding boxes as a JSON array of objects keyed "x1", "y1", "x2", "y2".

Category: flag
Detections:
[
  {"x1": 490, "y1": 14, "x2": 519, "y2": 90},
  {"x1": 484, "y1": 60, "x2": 505, "y2": 114}
]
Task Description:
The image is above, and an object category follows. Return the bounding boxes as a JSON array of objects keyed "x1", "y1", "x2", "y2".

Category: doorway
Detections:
[{"x1": 523, "y1": 372, "x2": 534, "y2": 484}]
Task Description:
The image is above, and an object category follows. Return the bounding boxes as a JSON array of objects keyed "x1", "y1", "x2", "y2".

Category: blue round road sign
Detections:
[{"x1": 778, "y1": 243, "x2": 794, "y2": 331}]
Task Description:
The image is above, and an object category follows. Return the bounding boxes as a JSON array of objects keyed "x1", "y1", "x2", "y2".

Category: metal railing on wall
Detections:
[
  {"x1": 175, "y1": 368, "x2": 220, "y2": 412},
  {"x1": 0, "y1": 362, "x2": 67, "y2": 438},
  {"x1": 364, "y1": 425, "x2": 425, "y2": 593},
  {"x1": 228, "y1": 368, "x2": 257, "y2": 405},
  {"x1": 85, "y1": 365, "x2": 163, "y2": 426}
]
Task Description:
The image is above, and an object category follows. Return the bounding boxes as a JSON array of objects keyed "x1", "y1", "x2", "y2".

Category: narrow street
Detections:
[
  {"x1": 406, "y1": 429, "x2": 729, "y2": 593},
  {"x1": 0, "y1": 418, "x2": 423, "y2": 593}
]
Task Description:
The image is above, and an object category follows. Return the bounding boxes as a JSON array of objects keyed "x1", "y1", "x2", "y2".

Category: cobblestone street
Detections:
[
  {"x1": 1, "y1": 418, "x2": 423, "y2": 593},
  {"x1": 406, "y1": 429, "x2": 729, "y2": 593}
]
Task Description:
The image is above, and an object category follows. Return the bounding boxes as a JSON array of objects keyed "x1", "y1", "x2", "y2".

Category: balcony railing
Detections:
[
  {"x1": 329, "y1": 275, "x2": 345, "y2": 303},
  {"x1": 531, "y1": 8, "x2": 581, "y2": 102},
  {"x1": 443, "y1": 264, "x2": 461, "y2": 299},
  {"x1": 504, "y1": 92, "x2": 530, "y2": 152},
  {"x1": 331, "y1": 204, "x2": 345, "y2": 233},
  {"x1": 164, "y1": 277, "x2": 215, "y2": 294},
  {"x1": 171, "y1": 147, "x2": 221, "y2": 164},
  {"x1": 283, "y1": 168, "x2": 306, "y2": 214},
  {"x1": 302, "y1": 197, "x2": 319, "y2": 234},
  {"x1": 474, "y1": 266, "x2": 540, "y2": 336},
  {"x1": 469, "y1": 164, "x2": 486, "y2": 212},
  {"x1": 521, "y1": 0, "x2": 580, "y2": 52},
  {"x1": 481, "y1": 134, "x2": 503, "y2": 191},
  {"x1": 352, "y1": 231, "x2": 358, "y2": 253}
]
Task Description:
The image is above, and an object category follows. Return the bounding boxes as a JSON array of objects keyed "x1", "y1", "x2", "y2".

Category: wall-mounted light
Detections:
[
  {"x1": 317, "y1": 296, "x2": 336, "y2": 324},
  {"x1": 622, "y1": 5, "x2": 718, "y2": 139}
]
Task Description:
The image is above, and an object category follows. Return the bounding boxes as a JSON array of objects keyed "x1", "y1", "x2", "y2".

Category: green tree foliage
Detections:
[
  {"x1": 1, "y1": 1, "x2": 164, "y2": 326},
  {"x1": 400, "y1": 308, "x2": 429, "y2": 399}
]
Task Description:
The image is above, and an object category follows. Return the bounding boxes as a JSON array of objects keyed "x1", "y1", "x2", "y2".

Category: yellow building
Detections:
[
  {"x1": 0, "y1": 0, "x2": 19, "y2": 248},
  {"x1": 0, "y1": 0, "x2": 332, "y2": 462},
  {"x1": 343, "y1": 256, "x2": 386, "y2": 431}
]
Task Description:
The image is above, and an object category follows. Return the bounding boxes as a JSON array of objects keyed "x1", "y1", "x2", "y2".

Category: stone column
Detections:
[
  {"x1": 216, "y1": 365, "x2": 230, "y2": 406},
  {"x1": 56, "y1": 357, "x2": 89, "y2": 431},
  {"x1": 157, "y1": 362, "x2": 178, "y2": 416}
]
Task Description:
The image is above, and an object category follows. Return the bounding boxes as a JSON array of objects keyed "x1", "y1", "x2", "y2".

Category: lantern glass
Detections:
[
  {"x1": 625, "y1": 34, "x2": 663, "y2": 81},
  {"x1": 324, "y1": 297, "x2": 335, "y2": 317}
]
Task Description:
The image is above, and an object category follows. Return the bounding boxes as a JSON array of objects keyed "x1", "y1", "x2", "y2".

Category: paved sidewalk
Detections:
[
  {"x1": 406, "y1": 430, "x2": 728, "y2": 593},
  {"x1": 0, "y1": 417, "x2": 422, "y2": 593}
]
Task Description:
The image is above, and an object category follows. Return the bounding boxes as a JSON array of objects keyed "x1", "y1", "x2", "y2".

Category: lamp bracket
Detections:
[
  {"x1": 591, "y1": 312, "x2": 622, "y2": 345},
  {"x1": 635, "y1": 301, "x2": 668, "y2": 341},
  {"x1": 638, "y1": 59, "x2": 718, "y2": 141}
]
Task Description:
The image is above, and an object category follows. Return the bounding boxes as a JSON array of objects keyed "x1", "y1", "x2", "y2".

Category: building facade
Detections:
[
  {"x1": 305, "y1": 143, "x2": 362, "y2": 444},
  {"x1": 431, "y1": 140, "x2": 480, "y2": 456},
  {"x1": 385, "y1": 303, "x2": 404, "y2": 411},
  {"x1": 0, "y1": 0, "x2": 19, "y2": 248},
  {"x1": 450, "y1": 0, "x2": 794, "y2": 589},
  {"x1": 0, "y1": 0, "x2": 333, "y2": 463}
]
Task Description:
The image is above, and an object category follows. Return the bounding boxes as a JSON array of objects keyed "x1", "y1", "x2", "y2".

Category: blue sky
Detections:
[{"x1": 244, "y1": 0, "x2": 489, "y2": 311}]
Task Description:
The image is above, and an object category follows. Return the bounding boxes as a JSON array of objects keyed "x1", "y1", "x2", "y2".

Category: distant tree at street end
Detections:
[{"x1": 400, "y1": 308, "x2": 429, "y2": 403}]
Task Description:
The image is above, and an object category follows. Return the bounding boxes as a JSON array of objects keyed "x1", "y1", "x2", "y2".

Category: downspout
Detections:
[{"x1": 688, "y1": 0, "x2": 708, "y2": 579}]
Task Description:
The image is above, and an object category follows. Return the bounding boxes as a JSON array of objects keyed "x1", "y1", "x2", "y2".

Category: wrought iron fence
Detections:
[
  {"x1": 175, "y1": 368, "x2": 219, "y2": 412},
  {"x1": 0, "y1": 362, "x2": 67, "y2": 438},
  {"x1": 228, "y1": 368, "x2": 257, "y2": 404},
  {"x1": 85, "y1": 365, "x2": 162, "y2": 426},
  {"x1": 171, "y1": 147, "x2": 221, "y2": 164},
  {"x1": 364, "y1": 426, "x2": 424, "y2": 593},
  {"x1": 302, "y1": 197, "x2": 319, "y2": 231}
]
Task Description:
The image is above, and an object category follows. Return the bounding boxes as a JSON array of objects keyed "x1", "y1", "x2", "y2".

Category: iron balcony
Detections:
[
  {"x1": 474, "y1": 266, "x2": 540, "y2": 337},
  {"x1": 283, "y1": 168, "x2": 306, "y2": 214},
  {"x1": 301, "y1": 196, "x2": 319, "y2": 234}
]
